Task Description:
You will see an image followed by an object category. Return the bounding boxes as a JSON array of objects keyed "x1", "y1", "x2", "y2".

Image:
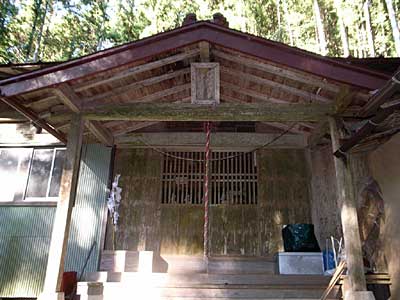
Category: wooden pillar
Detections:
[
  {"x1": 40, "y1": 114, "x2": 84, "y2": 300},
  {"x1": 328, "y1": 117, "x2": 367, "y2": 292}
]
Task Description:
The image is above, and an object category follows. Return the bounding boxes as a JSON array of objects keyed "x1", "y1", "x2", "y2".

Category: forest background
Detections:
[{"x1": 0, "y1": 0, "x2": 400, "y2": 64}]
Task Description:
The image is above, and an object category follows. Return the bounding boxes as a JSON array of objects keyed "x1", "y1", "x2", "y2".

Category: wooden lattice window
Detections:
[{"x1": 161, "y1": 152, "x2": 257, "y2": 205}]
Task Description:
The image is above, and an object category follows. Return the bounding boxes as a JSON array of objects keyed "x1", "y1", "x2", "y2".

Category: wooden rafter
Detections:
[
  {"x1": 83, "y1": 102, "x2": 334, "y2": 122},
  {"x1": 221, "y1": 81, "x2": 289, "y2": 104},
  {"x1": 214, "y1": 49, "x2": 342, "y2": 93},
  {"x1": 308, "y1": 89, "x2": 356, "y2": 148},
  {"x1": 111, "y1": 121, "x2": 159, "y2": 136},
  {"x1": 54, "y1": 83, "x2": 114, "y2": 145},
  {"x1": 221, "y1": 67, "x2": 332, "y2": 103},
  {"x1": 84, "y1": 83, "x2": 191, "y2": 109},
  {"x1": 0, "y1": 96, "x2": 67, "y2": 143},
  {"x1": 75, "y1": 49, "x2": 199, "y2": 92},
  {"x1": 260, "y1": 122, "x2": 308, "y2": 135},
  {"x1": 84, "y1": 68, "x2": 190, "y2": 106}
]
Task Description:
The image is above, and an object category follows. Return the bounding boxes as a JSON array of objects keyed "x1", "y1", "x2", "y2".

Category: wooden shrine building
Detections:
[{"x1": 0, "y1": 13, "x2": 399, "y2": 300}]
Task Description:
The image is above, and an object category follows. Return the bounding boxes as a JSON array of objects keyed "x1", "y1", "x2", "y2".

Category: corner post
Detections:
[
  {"x1": 40, "y1": 113, "x2": 84, "y2": 300},
  {"x1": 328, "y1": 117, "x2": 375, "y2": 300}
]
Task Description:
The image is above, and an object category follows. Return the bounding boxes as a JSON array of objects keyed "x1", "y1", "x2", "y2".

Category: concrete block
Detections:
[
  {"x1": 344, "y1": 290, "x2": 376, "y2": 300},
  {"x1": 37, "y1": 292, "x2": 65, "y2": 300},
  {"x1": 138, "y1": 251, "x2": 153, "y2": 273},
  {"x1": 277, "y1": 252, "x2": 324, "y2": 275}
]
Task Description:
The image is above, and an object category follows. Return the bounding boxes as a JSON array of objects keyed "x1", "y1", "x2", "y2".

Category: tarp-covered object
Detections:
[{"x1": 282, "y1": 224, "x2": 321, "y2": 252}]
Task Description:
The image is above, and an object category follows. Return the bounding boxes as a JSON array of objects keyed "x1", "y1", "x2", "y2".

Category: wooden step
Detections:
[
  {"x1": 83, "y1": 272, "x2": 332, "y2": 287},
  {"x1": 100, "y1": 251, "x2": 276, "y2": 274},
  {"x1": 77, "y1": 282, "x2": 331, "y2": 299}
]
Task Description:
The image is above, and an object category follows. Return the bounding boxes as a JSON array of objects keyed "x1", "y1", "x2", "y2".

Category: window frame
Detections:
[
  {"x1": 0, "y1": 146, "x2": 66, "y2": 205},
  {"x1": 160, "y1": 150, "x2": 258, "y2": 206}
]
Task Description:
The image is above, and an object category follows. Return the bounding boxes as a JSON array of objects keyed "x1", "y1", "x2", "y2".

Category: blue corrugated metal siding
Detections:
[
  {"x1": 0, "y1": 144, "x2": 111, "y2": 298},
  {"x1": 64, "y1": 144, "x2": 111, "y2": 273},
  {"x1": 0, "y1": 207, "x2": 55, "y2": 298}
]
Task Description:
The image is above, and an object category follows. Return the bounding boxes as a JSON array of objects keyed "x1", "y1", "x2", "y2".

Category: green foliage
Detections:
[{"x1": 0, "y1": 0, "x2": 399, "y2": 64}]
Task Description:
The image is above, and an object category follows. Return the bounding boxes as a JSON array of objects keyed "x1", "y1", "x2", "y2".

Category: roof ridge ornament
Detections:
[
  {"x1": 212, "y1": 13, "x2": 229, "y2": 27},
  {"x1": 182, "y1": 12, "x2": 229, "y2": 28},
  {"x1": 182, "y1": 13, "x2": 197, "y2": 26}
]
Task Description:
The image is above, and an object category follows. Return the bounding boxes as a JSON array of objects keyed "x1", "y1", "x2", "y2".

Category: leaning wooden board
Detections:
[{"x1": 320, "y1": 260, "x2": 347, "y2": 300}]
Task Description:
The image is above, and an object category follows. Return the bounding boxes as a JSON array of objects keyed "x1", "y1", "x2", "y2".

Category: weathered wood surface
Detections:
[
  {"x1": 191, "y1": 63, "x2": 220, "y2": 105},
  {"x1": 111, "y1": 149, "x2": 162, "y2": 253},
  {"x1": 42, "y1": 114, "x2": 83, "y2": 293},
  {"x1": 116, "y1": 132, "x2": 306, "y2": 149},
  {"x1": 257, "y1": 149, "x2": 312, "y2": 255},
  {"x1": 309, "y1": 147, "x2": 342, "y2": 246},
  {"x1": 329, "y1": 117, "x2": 367, "y2": 292},
  {"x1": 98, "y1": 251, "x2": 276, "y2": 274},
  {"x1": 55, "y1": 83, "x2": 114, "y2": 145},
  {"x1": 84, "y1": 102, "x2": 334, "y2": 122},
  {"x1": 84, "y1": 270, "x2": 331, "y2": 286},
  {"x1": 107, "y1": 148, "x2": 313, "y2": 258},
  {"x1": 221, "y1": 67, "x2": 331, "y2": 103}
]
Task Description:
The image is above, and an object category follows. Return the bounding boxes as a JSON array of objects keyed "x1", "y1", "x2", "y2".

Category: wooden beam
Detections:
[
  {"x1": 214, "y1": 49, "x2": 341, "y2": 93},
  {"x1": 221, "y1": 67, "x2": 332, "y2": 103},
  {"x1": 83, "y1": 102, "x2": 334, "y2": 122},
  {"x1": 85, "y1": 83, "x2": 191, "y2": 109},
  {"x1": 308, "y1": 89, "x2": 355, "y2": 148},
  {"x1": 112, "y1": 121, "x2": 159, "y2": 136},
  {"x1": 55, "y1": 83, "x2": 114, "y2": 145},
  {"x1": 199, "y1": 41, "x2": 210, "y2": 62},
  {"x1": 75, "y1": 49, "x2": 199, "y2": 92},
  {"x1": 359, "y1": 70, "x2": 400, "y2": 117},
  {"x1": 115, "y1": 132, "x2": 306, "y2": 149},
  {"x1": 308, "y1": 120, "x2": 330, "y2": 148},
  {"x1": 40, "y1": 114, "x2": 83, "y2": 298},
  {"x1": 85, "y1": 68, "x2": 190, "y2": 106},
  {"x1": 260, "y1": 122, "x2": 308, "y2": 135},
  {"x1": 222, "y1": 81, "x2": 289, "y2": 104},
  {"x1": 328, "y1": 117, "x2": 367, "y2": 292},
  {"x1": 0, "y1": 96, "x2": 67, "y2": 143}
]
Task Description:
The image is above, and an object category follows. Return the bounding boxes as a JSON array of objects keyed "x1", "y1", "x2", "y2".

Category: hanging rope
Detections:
[
  {"x1": 135, "y1": 122, "x2": 299, "y2": 162},
  {"x1": 203, "y1": 121, "x2": 211, "y2": 260}
]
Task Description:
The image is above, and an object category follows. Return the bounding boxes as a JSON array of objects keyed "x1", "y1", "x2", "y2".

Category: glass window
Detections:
[
  {"x1": 0, "y1": 147, "x2": 66, "y2": 201},
  {"x1": 0, "y1": 149, "x2": 20, "y2": 201},
  {"x1": 49, "y1": 149, "x2": 66, "y2": 197},
  {"x1": 26, "y1": 149, "x2": 54, "y2": 198}
]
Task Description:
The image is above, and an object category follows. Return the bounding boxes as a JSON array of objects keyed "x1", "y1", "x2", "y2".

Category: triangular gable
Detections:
[{"x1": 0, "y1": 21, "x2": 390, "y2": 97}]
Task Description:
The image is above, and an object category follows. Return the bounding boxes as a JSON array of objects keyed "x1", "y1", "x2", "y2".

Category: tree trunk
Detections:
[
  {"x1": 282, "y1": 0, "x2": 294, "y2": 46},
  {"x1": 384, "y1": 0, "x2": 400, "y2": 56},
  {"x1": 276, "y1": 0, "x2": 281, "y2": 29},
  {"x1": 32, "y1": 0, "x2": 50, "y2": 62},
  {"x1": 363, "y1": 0, "x2": 375, "y2": 57},
  {"x1": 334, "y1": 0, "x2": 350, "y2": 57},
  {"x1": 314, "y1": 0, "x2": 327, "y2": 55},
  {"x1": 25, "y1": 0, "x2": 43, "y2": 62}
]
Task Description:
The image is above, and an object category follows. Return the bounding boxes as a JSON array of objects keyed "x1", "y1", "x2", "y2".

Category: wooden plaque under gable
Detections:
[{"x1": 191, "y1": 63, "x2": 220, "y2": 105}]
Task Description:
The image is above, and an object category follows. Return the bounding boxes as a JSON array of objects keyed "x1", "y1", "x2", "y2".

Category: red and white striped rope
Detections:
[{"x1": 203, "y1": 121, "x2": 211, "y2": 259}]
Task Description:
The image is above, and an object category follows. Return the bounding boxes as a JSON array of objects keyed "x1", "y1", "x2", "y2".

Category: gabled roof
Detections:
[
  {"x1": 0, "y1": 21, "x2": 391, "y2": 97},
  {"x1": 0, "y1": 18, "x2": 398, "y2": 147}
]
